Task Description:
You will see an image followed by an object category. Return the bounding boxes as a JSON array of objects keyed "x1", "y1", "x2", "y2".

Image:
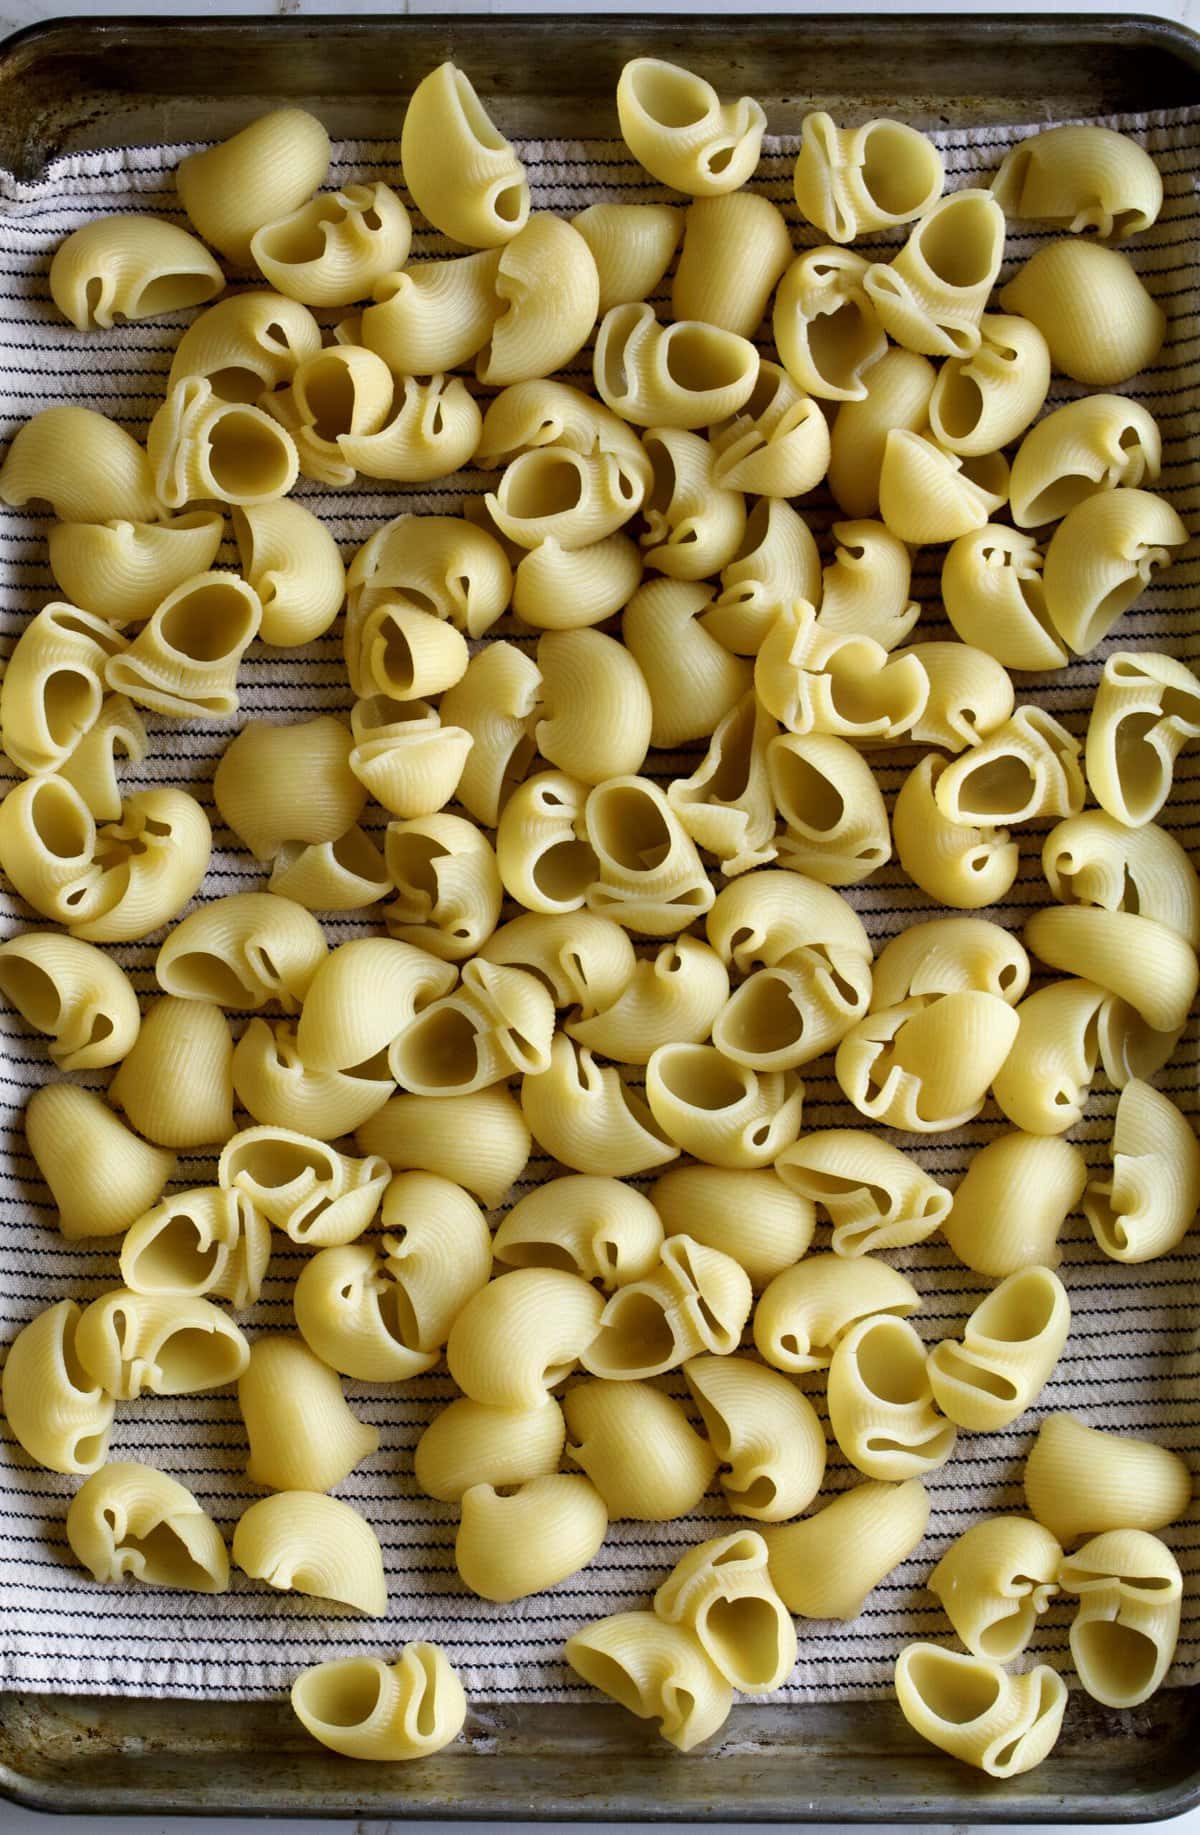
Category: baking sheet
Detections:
[{"x1": 0, "y1": 106, "x2": 1197, "y2": 1708}]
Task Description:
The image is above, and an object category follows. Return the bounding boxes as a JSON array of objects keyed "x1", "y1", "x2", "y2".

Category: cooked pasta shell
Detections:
[
  {"x1": 828, "y1": 1315, "x2": 956, "y2": 1481},
  {"x1": 1085, "y1": 1079, "x2": 1200, "y2": 1264},
  {"x1": 706, "y1": 863, "x2": 872, "y2": 973},
  {"x1": 168, "y1": 289, "x2": 322, "y2": 399},
  {"x1": 895, "y1": 1645, "x2": 1067, "y2": 1778},
  {"x1": 836, "y1": 992, "x2": 1019, "y2": 1133},
  {"x1": 928, "y1": 1517, "x2": 1062, "y2": 1664},
  {"x1": 512, "y1": 533, "x2": 643, "y2": 633},
  {"x1": 776, "y1": 1130, "x2": 950, "y2": 1259},
  {"x1": 121, "y1": 1185, "x2": 268, "y2": 1309},
  {"x1": 567, "y1": 937, "x2": 728, "y2": 1067},
  {"x1": 415, "y1": 1395, "x2": 566, "y2": 1505},
  {"x1": 565, "y1": 1610, "x2": 732, "y2": 1752},
  {"x1": 934, "y1": 704, "x2": 1084, "y2": 828},
  {"x1": 793, "y1": 111, "x2": 944, "y2": 243},
  {"x1": 879, "y1": 430, "x2": 1009, "y2": 546},
  {"x1": 993, "y1": 123, "x2": 1163, "y2": 237},
  {"x1": 233, "y1": 1489, "x2": 386, "y2": 1616},
  {"x1": 639, "y1": 426, "x2": 746, "y2": 581},
  {"x1": 894, "y1": 641, "x2": 1015, "y2": 753},
  {"x1": 476, "y1": 377, "x2": 653, "y2": 491},
  {"x1": 51, "y1": 214, "x2": 222, "y2": 332},
  {"x1": 439, "y1": 642, "x2": 540, "y2": 827},
  {"x1": 1058, "y1": 1529, "x2": 1182, "y2": 1709},
  {"x1": 927, "y1": 313, "x2": 1051, "y2": 459},
  {"x1": 817, "y1": 517, "x2": 920, "y2": 652},
  {"x1": 176, "y1": 107, "x2": 331, "y2": 266},
  {"x1": 292, "y1": 1241, "x2": 436, "y2": 1383},
  {"x1": 47, "y1": 511, "x2": 222, "y2": 627},
  {"x1": 521, "y1": 1036, "x2": 678, "y2": 1177},
  {"x1": 668, "y1": 691, "x2": 778, "y2": 877},
  {"x1": 563, "y1": 1381, "x2": 715, "y2": 1522},
  {"x1": 346, "y1": 512, "x2": 512, "y2": 640},
  {"x1": 928, "y1": 1266, "x2": 1071, "y2": 1431},
  {"x1": 356, "y1": 1086, "x2": 530, "y2": 1209},
  {"x1": 74, "y1": 1288, "x2": 249, "y2": 1400},
  {"x1": 362, "y1": 246, "x2": 502, "y2": 373},
  {"x1": 147, "y1": 377, "x2": 299, "y2": 508},
  {"x1": 110, "y1": 996, "x2": 233, "y2": 1148},
  {"x1": 296, "y1": 936, "x2": 454, "y2": 1077},
  {"x1": 344, "y1": 601, "x2": 468, "y2": 703},
  {"x1": 755, "y1": 599, "x2": 929, "y2": 741},
  {"x1": 494, "y1": 1175, "x2": 663, "y2": 1289},
  {"x1": 572, "y1": 202, "x2": 683, "y2": 314},
  {"x1": 67, "y1": 1461, "x2": 229, "y2": 1592},
  {"x1": 1026, "y1": 905, "x2": 1198, "y2": 1034},
  {"x1": 494, "y1": 771, "x2": 594, "y2": 916},
  {"x1": 827, "y1": 347, "x2": 936, "y2": 519},
  {"x1": 291, "y1": 1646, "x2": 466, "y2": 1763},
  {"x1": 893, "y1": 753, "x2": 1020, "y2": 910},
  {"x1": 1010, "y1": 394, "x2": 1162, "y2": 533},
  {"x1": 233, "y1": 1017, "x2": 394, "y2": 1139},
  {"x1": 231, "y1": 499, "x2": 344, "y2": 647},
  {"x1": 250, "y1": 180, "x2": 410, "y2": 307},
  {"x1": 383, "y1": 814, "x2": 500, "y2": 961},
  {"x1": 219, "y1": 1126, "x2": 389, "y2": 1247},
  {"x1": 26, "y1": 1083, "x2": 175, "y2": 1240},
  {"x1": 0, "y1": 930, "x2": 138, "y2": 1071},
  {"x1": 390, "y1": 957, "x2": 554, "y2": 1094},
  {"x1": 645, "y1": 1042, "x2": 804, "y2": 1169},
  {"x1": 380, "y1": 1170, "x2": 492, "y2": 1341},
  {"x1": 583, "y1": 775, "x2": 714, "y2": 937},
  {"x1": 57, "y1": 694, "x2": 147, "y2": 825},
  {"x1": 269, "y1": 829, "x2": 392, "y2": 913},
  {"x1": 0, "y1": 601, "x2": 121, "y2": 775},
  {"x1": 0, "y1": 405, "x2": 161, "y2": 524},
  {"x1": 535, "y1": 629, "x2": 653, "y2": 785},
  {"x1": 580, "y1": 1234, "x2": 752, "y2": 1380},
  {"x1": 753, "y1": 1253, "x2": 920, "y2": 1375},
  {"x1": 709, "y1": 361, "x2": 830, "y2": 498},
  {"x1": 156, "y1": 891, "x2": 327, "y2": 1012},
  {"x1": 704, "y1": 496, "x2": 821, "y2": 657},
  {"x1": 67, "y1": 787, "x2": 211, "y2": 946},
  {"x1": 999, "y1": 239, "x2": 1166, "y2": 385},
  {"x1": 685, "y1": 1353, "x2": 826, "y2": 1522},
  {"x1": 653, "y1": 1529, "x2": 796, "y2": 1694},
  {"x1": 990, "y1": 978, "x2": 1109, "y2": 1135},
  {"x1": 1, "y1": 1299, "x2": 115, "y2": 1475},
  {"x1": 1044, "y1": 491, "x2": 1187, "y2": 657},
  {"x1": 238, "y1": 1335, "x2": 377, "y2": 1494},
  {"x1": 870, "y1": 918, "x2": 1029, "y2": 1012},
  {"x1": 0, "y1": 774, "x2": 106, "y2": 926},
  {"x1": 941, "y1": 525, "x2": 1066, "y2": 672},
  {"x1": 652, "y1": 1165, "x2": 814, "y2": 1290},
  {"x1": 214, "y1": 715, "x2": 364, "y2": 862},
  {"x1": 446, "y1": 1267, "x2": 605, "y2": 1409},
  {"x1": 864, "y1": 189, "x2": 1006, "y2": 358},
  {"x1": 266, "y1": 344, "x2": 394, "y2": 489},
  {"x1": 594, "y1": 300, "x2": 760, "y2": 430},
  {"x1": 713, "y1": 957, "x2": 870, "y2": 1074},
  {"x1": 339, "y1": 373, "x2": 482, "y2": 485},
  {"x1": 1086, "y1": 649, "x2": 1200, "y2": 825},
  {"x1": 105, "y1": 570, "x2": 262, "y2": 719},
  {"x1": 774, "y1": 246, "x2": 887, "y2": 402},
  {"x1": 616, "y1": 57, "x2": 766, "y2": 197},
  {"x1": 476, "y1": 214, "x2": 599, "y2": 386},
  {"x1": 624, "y1": 578, "x2": 750, "y2": 748},
  {"x1": 347, "y1": 695, "x2": 475, "y2": 822},
  {"x1": 457, "y1": 1474, "x2": 608, "y2": 1603},
  {"x1": 486, "y1": 445, "x2": 643, "y2": 551},
  {"x1": 1046, "y1": 815, "x2": 1200, "y2": 957},
  {"x1": 765, "y1": 1478, "x2": 930, "y2": 1621},
  {"x1": 1024, "y1": 1413, "x2": 1192, "y2": 1544},
  {"x1": 767, "y1": 731, "x2": 889, "y2": 885},
  {"x1": 400, "y1": 61, "x2": 529, "y2": 249},
  {"x1": 479, "y1": 911, "x2": 636, "y2": 1019}
]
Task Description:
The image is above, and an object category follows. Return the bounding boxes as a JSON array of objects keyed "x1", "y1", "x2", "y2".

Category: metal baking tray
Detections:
[{"x1": 0, "y1": 10, "x2": 1198, "y2": 1821}]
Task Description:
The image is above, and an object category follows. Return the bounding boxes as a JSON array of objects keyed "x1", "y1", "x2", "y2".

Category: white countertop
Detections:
[{"x1": 0, "y1": 0, "x2": 1197, "y2": 1829}]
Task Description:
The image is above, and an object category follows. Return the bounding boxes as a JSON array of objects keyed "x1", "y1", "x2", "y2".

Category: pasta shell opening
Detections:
[
  {"x1": 947, "y1": 752, "x2": 1036, "y2": 820},
  {"x1": 588, "y1": 782, "x2": 672, "y2": 872},
  {"x1": 703, "y1": 1593, "x2": 787, "y2": 1691},
  {"x1": 917, "y1": 194, "x2": 1004, "y2": 290},
  {"x1": 295, "y1": 1657, "x2": 384, "y2": 1730},
  {"x1": 207, "y1": 409, "x2": 296, "y2": 499},
  {"x1": 906, "y1": 1646, "x2": 1000, "y2": 1724},
  {"x1": 0, "y1": 956, "x2": 63, "y2": 1032},
  {"x1": 973, "y1": 1269, "x2": 1059, "y2": 1344},
  {"x1": 808, "y1": 300, "x2": 880, "y2": 395},
  {"x1": 156, "y1": 1323, "x2": 245, "y2": 1392},
  {"x1": 860, "y1": 122, "x2": 940, "y2": 216},
  {"x1": 392, "y1": 1004, "x2": 481, "y2": 1090},
  {"x1": 855, "y1": 1317, "x2": 928, "y2": 1405},
  {"x1": 587, "y1": 1291, "x2": 676, "y2": 1377},
  {"x1": 128, "y1": 1209, "x2": 222, "y2": 1292},
  {"x1": 159, "y1": 581, "x2": 260, "y2": 664},
  {"x1": 1073, "y1": 1620, "x2": 1159, "y2": 1702},
  {"x1": 629, "y1": 60, "x2": 712, "y2": 130},
  {"x1": 29, "y1": 776, "x2": 95, "y2": 862},
  {"x1": 664, "y1": 325, "x2": 751, "y2": 394},
  {"x1": 116, "y1": 1518, "x2": 219, "y2": 1590}
]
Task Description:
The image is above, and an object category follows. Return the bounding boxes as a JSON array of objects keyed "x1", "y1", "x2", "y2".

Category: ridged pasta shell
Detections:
[
  {"x1": 894, "y1": 640, "x2": 1014, "y2": 752},
  {"x1": 1085, "y1": 650, "x2": 1200, "y2": 824},
  {"x1": 704, "y1": 496, "x2": 821, "y2": 656},
  {"x1": 1044, "y1": 812, "x2": 1200, "y2": 949},
  {"x1": 941, "y1": 1130, "x2": 1088, "y2": 1277},
  {"x1": 999, "y1": 239, "x2": 1166, "y2": 386},
  {"x1": 767, "y1": 731, "x2": 890, "y2": 885},
  {"x1": 1025, "y1": 905, "x2": 1198, "y2": 1034},
  {"x1": 0, "y1": 602, "x2": 126, "y2": 774},
  {"x1": 493, "y1": 1174, "x2": 664, "y2": 1289},
  {"x1": 389, "y1": 958, "x2": 555, "y2": 1095},
  {"x1": 362, "y1": 247, "x2": 502, "y2": 373},
  {"x1": 105, "y1": 571, "x2": 262, "y2": 720},
  {"x1": 573, "y1": 202, "x2": 683, "y2": 314},
  {"x1": 251, "y1": 181, "x2": 411, "y2": 308},
  {"x1": 156, "y1": 891, "x2": 327, "y2": 1012},
  {"x1": 710, "y1": 361, "x2": 830, "y2": 498},
  {"x1": 356, "y1": 1087, "x2": 530, "y2": 1209},
  {"x1": 415, "y1": 1395, "x2": 566, "y2": 1505},
  {"x1": 828, "y1": 1314, "x2": 957, "y2": 1480},
  {"x1": 297, "y1": 936, "x2": 455, "y2": 1075},
  {"x1": 291, "y1": 1647, "x2": 466, "y2": 1762},
  {"x1": 934, "y1": 704, "x2": 1084, "y2": 827},
  {"x1": 1, "y1": 1299, "x2": 115, "y2": 1475},
  {"x1": 384, "y1": 813, "x2": 502, "y2": 961},
  {"x1": 67, "y1": 1461, "x2": 229, "y2": 1592},
  {"x1": 1009, "y1": 393, "x2": 1162, "y2": 530},
  {"x1": 928, "y1": 1266, "x2": 1071, "y2": 1430},
  {"x1": 339, "y1": 374, "x2": 481, "y2": 485},
  {"x1": 1058, "y1": 1528, "x2": 1182, "y2": 1709},
  {"x1": 565, "y1": 1610, "x2": 732, "y2": 1752},
  {"x1": 147, "y1": 377, "x2": 299, "y2": 509},
  {"x1": 927, "y1": 312, "x2": 1051, "y2": 460},
  {"x1": 713, "y1": 956, "x2": 871, "y2": 1073},
  {"x1": 292, "y1": 1240, "x2": 436, "y2": 1383},
  {"x1": 479, "y1": 911, "x2": 636, "y2": 1018},
  {"x1": 48, "y1": 513, "x2": 224, "y2": 627},
  {"x1": 536, "y1": 629, "x2": 653, "y2": 784},
  {"x1": 776, "y1": 1130, "x2": 950, "y2": 1258},
  {"x1": 51, "y1": 213, "x2": 223, "y2": 329},
  {"x1": 753, "y1": 1252, "x2": 920, "y2": 1374},
  {"x1": 993, "y1": 123, "x2": 1163, "y2": 238},
  {"x1": 1084, "y1": 1078, "x2": 1200, "y2": 1264},
  {"x1": 893, "y1": 753, "x2": 1020, "y2": 909},
  {"x1": 446, "y1": 1268, "x2": 605, "y2": 1410},
  {"x1": 0, "y1": 405, "x2": 161, "y2": 524},
  {"x1": 439, "y1": 643, "x2": 540, "y2": 827},
  {"x1": 580, "y1": 1234, "x2": 752, "y2": 1380},
  {"x1": 668, "y1": 691, "x2": 779, "y2": 877},
  {"x1": 563, "y1": 1381, "x2": 715, "y2": 1522},
  {"x1": 346, "y1": 512, "x2": 512, "y2": 640},
  {"x1": 233, "y1": 1490, "x2": 386, "y2": 1616},
  {"x1": 269, "y1": 829, "x2": 391, "y2": 913},
  {"x1": 793, "y1": 112, "x2": 944, "y2": 243},
  {"x1": 616, "y1": 57, "x2": 766, "y2": 197},
  {"x1": 827, "y1": 348, "x2": 937, "y2": 520},
  {"x1": 69, "y1": 787, "x2": 212, "y2": 945},
  {"x1": 583, "y1": 775, "x2": 715, "y2": 936},
  {"x1": 1025, "y1": 1414, "x2": 1193, "y2": 1545},
  {"x1": 344, "y1": 601, "x2": 468, "y2": 702},
  {"x1": 232, "y1": 1017, "x2": 394, "y2": 1139},
  {"x1": 58, "y1": 694, "x2": 148, "y2": 825},
  {"x1": 168, "y1": 289, "x2": 321, "y2": 399},
  {"x1": 512, "y1": 532, "x2": 643, "y2": 632},
  {"x1": 755, "y1": 599, "x2": 929, "y2": 741},
  {"x1": 639, "y1": 426, "x2": 746, "y2": 581},
  {"x1": 0, "y1": 777, "x2": 101, "y2": 927},
  {"x1": 176, "y1": 107, "x2": 331, "y2": 265},
  {"x1": 232, "y1": 499, "x2": 345, "y2": 647},
  {"x1": 476, "y1": 214, "x2": 599, "y2": 387},
  {"x1": 818, "y1": 518, "x2": 920, "y2": 652},
  {"x1": 624, "y1": 578, "x2": 751, "y2": 749},
  {"x1": 895, "y1": 1645, "x2": 1067, "y2": 1778},
  {"x1": 400, "y1": 61, "x2": 529, "y2": 249},
  {"x1": 653, "y1": 1529, "x2": 796, "y2": 1693},
  {"x1": 706, "y1": 865, "x2": 871, "y2": 973},
  {"x1": 673, "y1": 189, "x2": 790, "y2": 337},
  {"x1": 870, "y1": 917, "x2": 1028, "y2": 1011},
  {"x1": 1043, "y1": 490, "x2": 1187, "y2": 656},
  {"x1": 593, "y1": 301, "x2": 760, "y2": 430},
  {"x1": 521, "y1": 1037, "x2": 679, "y2": 1177},
  {"x1": 864, "y1": 190, "x2": 1005, "y2": 358},
  {"x1": 0, "y1": 930, "x2": 139, "y2": 1071},
  {"x1": 26, "y1": 1083, "x2": 175, "y2": 1240},
  {"x1": 837, "y1": 992, "x2": 1020, "y2": 1132},
  {"x1": 928, "y1": 1517, "x2": 1062, "y2": 1665},
  {"x1": 457, "y1": 1474, "x2": 608, "y2": 1603},
  {"x1": 685, "y1": 1353, "x2": 826, "y2": 1522},
  {"x1": 766, "y1": 1478, "x2": 930, "y2": 1621},
  {"x1": 121, "y1": 1186, "x2": 269, "y2": 1309},
  {"x1": 567, "y1": 937, "x2": 729, "y2": 1066},
  {"x1": 74, "y1": 1289, "x2": 249, "y2": 1399},
  {"x1": 219, "y1": 1126, "x2": 389, "y2": 1247},
  {"x1": 878, "y1": 429, "x2": 1008, "y2": 545},
  {"x1": 110, "y1": 995, "x2": 233, "y2": 1147},
  {"x1": 238, "y1": 1335, "x2": 378, "y2": 1493},
  {"x1": 941, "y1": 524, "x2": 1066, "y2": 672},
  {"x1": 652, "y1": 1165, "x2": 814, "y2": 1290},
  {"x1": 774, "y1": 246, "x2": 887, "y2": 401}
]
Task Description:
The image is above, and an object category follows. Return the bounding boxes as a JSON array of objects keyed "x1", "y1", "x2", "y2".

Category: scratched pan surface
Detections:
[{"x1": 0, "y1": 11, "x2": 1198, "y2": 1821}]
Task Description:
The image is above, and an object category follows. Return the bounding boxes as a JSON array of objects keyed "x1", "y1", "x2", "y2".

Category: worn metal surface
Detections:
[{"x1": 0, "y1": 9, "x2": 1198, "y2": 1820}]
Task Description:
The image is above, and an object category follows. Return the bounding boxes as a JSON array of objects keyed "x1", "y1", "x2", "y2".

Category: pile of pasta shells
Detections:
[{"x1": 0, "y1": 54, "x2": 1197, "y2": 1775}]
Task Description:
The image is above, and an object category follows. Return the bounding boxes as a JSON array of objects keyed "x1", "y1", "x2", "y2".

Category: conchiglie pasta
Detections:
[
  {"x1": 26, "y1": 1083, "x2": 175, "y2": 1240},
  {"x1": 869, "y1": 917, "x2": 1029, "y2": 1011},
  {"x1": 457, "y1": 1474, "x2": 608, "y2": 1603},
  {"x1": 638, "y1": 426, "x2": 746, "y2": 581},
  {"x1": 928, "y1": 1517, "x2": 1063, "y2": 1664},
  {"x1": 147, "y1": 377, "x2": 299, "y2": 508},
  {"x1": 706, "y1": 864, "x2": 871, "y2": 976},
  {"x1": 773, "y1": 246, "x2": 887, "y2": 401},
  {"x1": 1, "y1": 1299, "x2": 115, "y2": 1475},
  {"x1": 337, "y1": 374, "x2": 481, "y2": 486},
  {"x1": 238, "y1": 1335, "x2": 377, "y2": 1494},
  {"x1": 653, "y1": 1529, "x2": 796, "y2": 1694},
  {"x1": 565, "y1": 1611, "x2": 732, "y2": 1753},
  {"x1": 878, "y1": 430, "x2": 1009, "y2": 546},
  {"x1": 0, "y1": 931, "x2": 139, "y2": 1071},
  {"x1": 383, "y1": 814, "x2": 501, "y2": 962},
  {"x1": 1025, "y1": 904, "x2": 1198, "y2": 1035},
  {"x1": 0, "y1": 405, "x2": 161, "y2": 525},
  {"x1": 232, "y1": 1490, "x2": 386, "y2": 1616},
  {"x1": 652, "y1": 1164, "x2": 815, "y2": 1289},
  {"x1": 232, "y1": 1017, "x2": 393, "y2": 1139},
  {"x1": 110, "y1": 996, "x2": 233, "y2": 1148},
  {"x1": 389, "y1": 957, "x2": 554, "y2": 1095},
  {"x1": 933, "y1": 704, "x2": 1084, "y2": 827},
  {"x1": 47, "y1": 512, "x2": 224, "y2": 627},
  {"x1": 105, "y1": 570, "x2": 262, "y2": 720},
  {"x1": 624, "y1": 578, "x2": 751, "y2": 747},
  {"x1": 67, "y1": 1462, "x2": 229, "y2": 1593},
  {"x1": 593, "y1": 301, "x2": 759, "y2": 430},
  {"x1": 765, "y1": 1478, "x2": 930, "y2": 1620},
  {"x1": 1045, "y1": 812, "x2": 1200, "y2": 951},
  {"x1": 704, "y1": 496, "x2": 821, "y2": 656},
  {"x1": 941, "y1": 1130, "x2": 1087, "y2": 1276},
  {"x1": 895, "y1": 1644, "x2": 1067, "y2": 1779},
  {"x1": 356, "y1": 1086, "x2": 530, "y2": 1210},
  {"x1": 168, "y1": 289, "x2": 322, "y2": 400},
  {"x1": 1085, "y1": 650, "x2": 1200, "y2": 825},
  {"x1": 218, "y1": 1126, "x2": 389, "y2": 1247},
  {"x1": 1024, "y1": 1413, "x2": 1193, "y2": 1544},
  {"x1": 476, "y1": 214, "x2": 600, "y2": 387},
  {"x1": 826, "y1": 347, "x2": 937, "y2": 520},
  {"x1": 709, "y1": 361, "x2": 831, "y2": 499},
  {"x1": 1009, "y1": 395, "x2": 1162, "y2": 531},
  {"x1": 685, "y1": 1353, "x2": 826, "y2": 1523},
  {"x1": 667, "y1": 692, "x2": 778, "y2": 878},
  {"x1": 214, "y1": 716, "x2": 364, "y2": 862},
  {"x1": 827, "y1": 1315, "x2": 956, "y2": 1481},
  {"x1": 836, "y1": 992, "x2": 1019, "y2": 1133},
  {"x1": 645, "y1": 1042, "x2": 804, "y2": 1169},
  {"x1": 232, "y1": 499, "x2": 345, "y2": 647},
  {"x1": 175, "y1": 107, "x2": 331, "y2": 266},
  {"x1": 438, "y1": 642, "x2": 540, "y2": 827},
  {"x1": 270, "y1": 830, "x2": 391, "y2": 913},
  {"x1": 291, "y1": 1240, "x2": 438, "y2": 1384},
  {"x1": 250, "y1": 181, "x2": 411, "y2": 307},
  {"x1": 1058, "y1": 1528, "x2": 1182, "y2": 1710},
  {"x1": 893, "y1": 641, "x2": 1014, "y2": 752},
  {"x1": 775, "y1": 1130, "x2": 951, "y2": 1258},
  {"x1": 581, "y1": 1234, "x2": 752, "y2": 1380},
  {"x1": 563, "y1": 1380, "x2": 716, "y2": 1522},
  {"x1": 572, "y1": 202, "x2": 682, "y2": 314},
  {"x1": 66, "y1": 787, "x2": 211, "y2": 946},
  {"x1": 156, "y1": 891, "x2": 327, "y2": 1012},
  {"x1": 493, "y1": 1175, "x2": 662, "y2": 1290},
  {"x1": 712, "y1": 954, "x2": 871, "y2": 1074},
  {"x1": 616, "y1": 57, "x2": 766, "y2": 197},
  {"x1": 400, "y1": 61, "x2": 530, "y2": 249},
  {"x1": 894, "y1": 754, "x2": 1020, "y2": 909},
  {"x1": 0, "y1": 775, "x2": 105, "y2": 926},
  {"x1": 1042, "y1": 491, "x2": 1187, "y2": 657},
  {"x1": 583, "y1": 775, "x2": 715, "y2": 936},
  {"x1": 362, "y1": 246, "x2": 501, "y2": 375},
  {"x1": 999, "y1": 239, "x2": 1166, "y2": 386},
  {"x1": 993, "y1": 121, "x2": 1163, "y2": 237},
  {"x1": 446, "y1": 1268, "x2": 604, "y2": 1410},
  {"x1": 120, "y1": 1185, "x2": 269, "y2": 1310},
  {"x1": 990, "y1": 978, "x2": 1109, "y2": 1135},
  {"x1": 567, "y1": 937, "x2": 729, "y2": 1066},
  {"x1": 927, "y1": 313, "x2": 1051, "y2": 459},
  {"x1": 58, "y1": 694, "x2": 147, "y2": 825},
  {"x1": 767, "y1": 732, "x2": 892, "y2": 887},
  {"x1": 346, "y1": 512, "x2": 512, "y2": 640},
  {"x1": 291, "y1": 1645, "x2": 467, "y2": 1763},
  {"x1": 818, "y1": 518, "x2": 920, "y2": 652},
  {"x1": 535, "y1": 629, "x2": 653, "y2": 785},
  {"x1": 1085, "y1": 1079, "x2": 1200, "y2": 1264},
  {"x1": 521, "y1": 1035, "x2": 679, "y2": 1177},
  {"x1": 927, "y1": 1266, "x2": 1071, "y2": 1431},
  {"x1": 512, "y1": 533, "x2": 643, "y2": 633},
  {"x1": 941, "y1": 525, "x2": 1066, "y2": 673},
  {"x1": 672, "y1": 192, "x2": 791, "y2": 338},
  {"x1": 344, "y1": 600, "x2": 468, "y2": 702},
  {"x1": 347, "y1": 695, "x2": 474, "y2": 822},
  {"x1": 50, "y1": 214, "x2": 224, "y2": 330},
  {"x1": 793, "y1": 111, "x2": 944, "y2": 242},
  {"x1": 74, "y1": 1288, "x2": 248, "y2": 1400},
  {"x1": 864, "y1": 189, "x2": 1006, "y2": 357},
  {"x1": 494, "y1": 772, "x2": 594, "y2": 916},
  {"x1": 476, "y1": 377, "x2": 652, "y2": 489},
  {"x1": 479, "y1": 911, "x2": 636, "y2": 1018},
  {"x1": 755, "y1": 600, "x2": 929, "y2": 741},
  {"x1": 415, "y1": 1395, "x2": 565, "y2": 1505}
]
